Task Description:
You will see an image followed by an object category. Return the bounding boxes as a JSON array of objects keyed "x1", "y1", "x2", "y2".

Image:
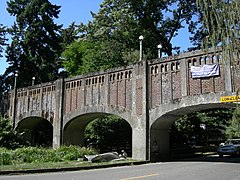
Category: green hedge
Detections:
[{"x1": 0, "y1": 146, "x2": 97, "y2": 165}]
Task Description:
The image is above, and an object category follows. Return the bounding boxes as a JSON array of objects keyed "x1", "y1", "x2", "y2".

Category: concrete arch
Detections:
[
  {"x1": 63, "y1": 105, "x2": 133, "y2": 128},
  {"x1": 149, "y1": 92, "x2": 236, "y2": 162},
  {"x1": 16, "y1": 116, "x2": 53, "y2": 147},
  {"x1": 15, "y1": 110, "x2": 54, "y2": 126}
]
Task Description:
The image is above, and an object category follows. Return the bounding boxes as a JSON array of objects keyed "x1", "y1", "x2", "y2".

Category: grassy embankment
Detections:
[{"x1": 0, "y1": 146, "x2": 101, "y2": 171}]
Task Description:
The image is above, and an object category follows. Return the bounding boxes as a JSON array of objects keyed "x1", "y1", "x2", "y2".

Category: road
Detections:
[{"x1": 1, "y1": 156, "x2": 240, "y2": 180}]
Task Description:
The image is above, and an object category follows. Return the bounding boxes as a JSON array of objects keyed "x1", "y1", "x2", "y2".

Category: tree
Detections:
[
  {"x1": 60, "y1": 22, "x2": 79, "y2": 49},
  {"x1": 5, "y1": 0, "x2": 63, "y2": 87},
  {"x1": 63, "y1": 0, "x2": 201, "y2": 76},
  {"x1": 0, "y1": 115, "x2": 26, "y2": 149},
  {"x1": 88, "y1": 0, "x2": 200, "y2": 56},
  {"x1": 84, "y1": 116, "x2": 132, "y2": 154},
  {"x1": 170, "y1": 109, "x2": 233, "y2": 147},
  {"x1": 0, "y1": 24, "x2": 7, "y2": 59},
  {"x1": 196, "y1": 0, "x2": 239, "y2": 138},
  {"x1": 196, "y1": 0, "x2": 239, "y2": 51},
  {"x1": 226, "y1": 108, "x2": 240, "y2": 138},
  {"x1": 0, "y1": 24, "x2": 8, "y2": 109}
]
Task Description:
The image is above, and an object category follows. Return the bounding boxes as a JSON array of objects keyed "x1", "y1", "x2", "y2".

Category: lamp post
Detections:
[
  {"x1": 139, "y1": 35, "x2": 144, "y2": 61},
  {"x1": 32, "y1": 77, "x2": 35, "y2": 86},
  {"x1": 157, "y1": 44, "x2": 162, "y2": 58},
  {"x1": 13, "y1": 71, "x2": 18, "y2": 129}
]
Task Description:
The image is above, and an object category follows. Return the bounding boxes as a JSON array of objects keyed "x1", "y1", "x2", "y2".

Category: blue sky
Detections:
[
  {"x1": 0, "y1": 0, "x2": 191, "y2": 75},
  {"x1": 0, "y1": 0, "x2": 103, "y2": 75}
]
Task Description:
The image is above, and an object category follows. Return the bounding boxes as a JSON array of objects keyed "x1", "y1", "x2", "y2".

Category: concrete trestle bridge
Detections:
[{"x1": 2, "y1": 48, "x2": 239, "y2": 161}]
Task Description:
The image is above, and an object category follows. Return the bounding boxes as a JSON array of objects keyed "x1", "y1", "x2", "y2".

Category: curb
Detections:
[{"x1": 0, "y1": 161, "x2": 150, "y2": 175}]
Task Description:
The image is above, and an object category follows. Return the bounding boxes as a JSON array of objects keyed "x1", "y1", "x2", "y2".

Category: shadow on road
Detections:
[{"x1": 173, "y1": 155, "x2": 240, "y2": 163}]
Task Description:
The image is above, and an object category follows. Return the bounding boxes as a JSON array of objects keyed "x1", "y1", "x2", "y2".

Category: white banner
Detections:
[{"x1": 190, "y1": 64, "x2": 220, "y2": 78}]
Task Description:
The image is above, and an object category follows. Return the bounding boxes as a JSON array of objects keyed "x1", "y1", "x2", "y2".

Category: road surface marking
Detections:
[{"x1": 120, "y1": 173, "x2": 159, "y2": 180}]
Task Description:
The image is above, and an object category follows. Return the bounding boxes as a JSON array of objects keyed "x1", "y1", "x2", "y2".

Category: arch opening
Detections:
[
  {"x1": 63, "y1": 113, "x2": 132, "y2": 156},
  {"x1": 150, "y1": 103, "x2": 235, "y2": 162},
  {"x1": 16, "y1": 117, "x2": 53, "y2": 147}
]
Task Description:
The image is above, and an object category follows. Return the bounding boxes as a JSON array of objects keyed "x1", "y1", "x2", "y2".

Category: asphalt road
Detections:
[{"x1": 1, "y1": 156, "x2": 240, "y2": 180}]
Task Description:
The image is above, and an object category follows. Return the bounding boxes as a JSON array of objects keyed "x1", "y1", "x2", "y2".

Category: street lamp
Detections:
[
  {"x1": 13, "y1": 71, "x2": 18, "y2": 129},
  {"x1": 139, "y1": 35, "x2": 144, "y2": 61},
  {"x1": 157, "y1": 44, "x2": 162, "y2": 58},
  {"x1": 32, "y1": 77, "x2": 35, "y2": 86}
]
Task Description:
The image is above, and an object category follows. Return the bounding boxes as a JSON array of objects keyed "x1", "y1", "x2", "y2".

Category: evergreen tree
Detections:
[
  {"x1": 0, "y1": 24, "x2": 7, "y2": 59},
  {"x1": 5, "y1": 0, "x2": 63, "y2": 87}
]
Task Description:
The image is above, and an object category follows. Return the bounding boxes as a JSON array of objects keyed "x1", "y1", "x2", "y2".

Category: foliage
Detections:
[
  {"x1": 0, "y1": 24, "x2": 7, "y2": 59},
  {"x1": 62, "y1": 39, "x2": 128, "y2": 75},
  {"x1": 170, "y1": 109, "x2": 233, "y2": 147},
  {"x1": 225, "y1": 107, "x2": 240, "y2": 138},
  {"x1": 0, "y1": 115, "x2": 26, "y2": 149},
  {"x1": 0, "y1": 146, "x2": 97, "y2": 165},
  {"x1": 62, "y1": 0, "x2": 201, "y2": 75},
  {"x1": 4, "y1": 0, "x2": 63, "y2": 88},
  {"x1": 60, "y1": 22, "x2": 79, "y2": 48},
  {"x1": 84, "y1": 115, "x2": 131, "y2": 154},
  {"x1": 196, "y1": 0, "x2": 239, "y2": 51},
  {"x1": 0, "y1": 24, "x2": 8, "y2": 102},
  {"x1": 196, "y1": 0, "x2": 240, "y2": 138}
]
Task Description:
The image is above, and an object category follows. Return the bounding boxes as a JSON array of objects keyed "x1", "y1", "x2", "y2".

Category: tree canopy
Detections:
[
  {"x1": 0, "y1": 24, "x2": 7, "y2": 58},
  {"x1": 63, "y1": 0, "x2": 201, "y2": 76},
  {"x1": 4, "y1": 0, "x2": 63, "y2": 88}
]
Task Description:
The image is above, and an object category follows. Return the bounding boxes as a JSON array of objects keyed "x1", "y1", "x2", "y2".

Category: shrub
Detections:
[
  {"x1": 0, "y1": 148, "x2": 12, "y2": 165},
  {"x1": 55, "y1": 145, "x2": 97, "y2": 161},
  {"x1": 0, "y1": 146, "x2": 97, "y2": 165}
]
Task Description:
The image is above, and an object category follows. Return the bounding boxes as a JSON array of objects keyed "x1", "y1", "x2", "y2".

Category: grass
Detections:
[
  {"x1": 0, "y1": 146, "x2": 135, "y2": 172},
  {"x1": 0, "y1": 159, "x2": 135, "y2": 171}
]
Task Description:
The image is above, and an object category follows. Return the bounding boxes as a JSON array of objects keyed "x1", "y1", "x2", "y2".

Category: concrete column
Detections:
[
  {"x1": 131, "y1": 60, "x2": 149, "y2": 161},
  {"x1": 223, "y1": 53, "x2": 233, "y2": 92},
  {"x1": 132, "y1": 123, "x2": 147, "y2": 160},
  {"x1": 52, "y1": 78, "x2": 64, "y2": 149},
  {"x1": 181, "y1": 58, "x2": 188, "y2": 97},
  {"x1": 104, "y1": 73, "x2": 110, "y2": 106}
]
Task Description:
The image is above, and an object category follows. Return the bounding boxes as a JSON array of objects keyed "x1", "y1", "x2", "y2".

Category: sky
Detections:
[
  {"x1": 0, "y1": 0, "x2": 191, "y2": 75},
  {"x1": 0, "y1": 0, "x2": 103, "y2": 75}
]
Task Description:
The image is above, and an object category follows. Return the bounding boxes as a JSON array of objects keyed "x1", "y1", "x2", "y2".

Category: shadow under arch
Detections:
[
  {"x1": 16, "y1": 116, "x2": 53, "y2": 147},
  {"x1": 150, "y1": 102, "x2": 236, "y2": 162},
  {"x1": 63, "y1": 112, "x2": 132, "y2": 155}
]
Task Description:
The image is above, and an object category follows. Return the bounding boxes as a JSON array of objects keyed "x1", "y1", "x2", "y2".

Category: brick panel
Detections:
[
  {"x1": 188, "y1": 70, "x2": 201, "y2": 95},
  {"x1": 117, "y1": 80, "x2": 126, "y2": 108},
  {"x1": 161, "y1": 72, "x2": 171, "y2": 104},
  {"x1": 65, "y1": 89, "x2": 71, "y2": 113},
  {"x1": 92, "y1": 85, "x2": 99, "y2": 105},
  {"x1": 109, "y1": 82, "x2": 117, "y2": 106},
  {"x1": 125, "y1": 79, "x2": 132, "y2": 110},
  {"x1": 201, "y1": 78, "x2": 213, "y2": 94},
  {"x1": 76, "y1": 87, "x2": 83, "y2": 109},
  {"x1": 150, "y1": 74, "x2": 161, "y2": 108},
  {"x1": 172, "y1": 71, "x2": 181, "y2": 100},
  {"x1": 85, "y1": 86, "x2": 92, "y2": 106},
  {"x1": 136, "y1": 79, "x2": 143, "y2": 116},
  {"x1": 99, "y1": 84, "x2": 105, "y2": 105},
  {"x1": 71, "y1": 89, "x2": 77, "y2": 111}
]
